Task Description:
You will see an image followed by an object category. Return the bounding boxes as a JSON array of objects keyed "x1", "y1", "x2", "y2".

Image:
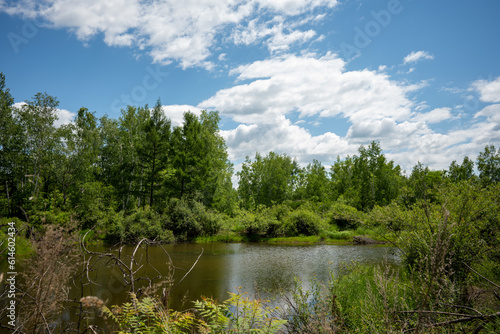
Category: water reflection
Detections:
[{"x1": 78, "y1": 243, "x2": 398, "y2": 310}]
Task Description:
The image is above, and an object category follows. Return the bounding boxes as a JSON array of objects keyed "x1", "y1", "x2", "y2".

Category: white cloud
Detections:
[
  {"x1": 200, "y1": 53, "x2": 414, "y2": 124},
  {"x1": 55, "y1": 108, "x2": 76, "y2": 127},
  {"x1": 200, "y1": 53, "x2": 500, "y2": 174},
  {"x1": 161, "y1": 105, "x2": 203, "y2": 127},
  {"x1": 231, "y1": 16, "x2": 319, "y2": 54},
  {"x1": 472, "y1": 76, "x2": 500, "y2": 103},
  {"x1": 410, "y1": 107, "x2": 453, "y2": 124},
  {"x1": 221, "y1": 114, "x2": 353, "y2": 164},
  {"x1": 475, "y1": 104, "x2": 500, "y2": 131},
  {"x1": 403, "y1": 50, "x2": 434, "y2": 64},
  {"x1": 1, "y1": 0, "x2": 337, "y2": 69}
]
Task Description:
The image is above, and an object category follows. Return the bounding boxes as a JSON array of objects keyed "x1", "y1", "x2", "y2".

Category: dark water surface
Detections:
[{"x1": 75, "y1": 243, "x2": 399, "y2": 310}]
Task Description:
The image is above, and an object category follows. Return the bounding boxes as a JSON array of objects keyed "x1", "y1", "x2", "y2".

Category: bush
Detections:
[
  {"x1": 328, "y1": 201, "x2": 363, "y2": 230},
  {"x1": 368, "y1": 202, "x2": 408, "y2": 232},
  {"x1": 99, "y1": 209, "x2": 174, "y2": 243},
  {"x1": 284, "y1": 207, "x2": 322, "y2": 236},
  {"x1": 164, "y1": 198, "x2": 203, "y2": 240},
  {"x1": 190, "y1": 200, "x2": 224, "y2": 236}
]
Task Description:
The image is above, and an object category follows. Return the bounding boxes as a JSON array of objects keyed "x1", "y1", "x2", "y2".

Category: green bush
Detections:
[
  {"x1": 164, "y1": 198, "x2": 203, "y2": 240},
  {"x1": 240, "y1": 205, "x2": 286, "y2": 238},
  {"x1": 99, "y1": 209, "x2": 174, "y2": 243},
  {"x1": 328, "y1": 201, "x2": 363, "y2": 230},
  {"x1": 284, "y1": 207, "x2": 321, "y2": 236},
  {"x1": 368, "y1": 202, "x2": 408, "y2": 232},
  {"x1": 190, "y1": 200, "x2": 224, "y2": 236}
]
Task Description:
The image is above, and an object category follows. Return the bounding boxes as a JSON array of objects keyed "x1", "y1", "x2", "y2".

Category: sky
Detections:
[{"x1": 1, "y1": 0, "x2": 500, "y2": 178}]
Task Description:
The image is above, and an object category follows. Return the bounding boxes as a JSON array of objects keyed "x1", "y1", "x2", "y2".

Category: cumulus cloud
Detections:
[
  {"x1": 200, "y1": 53, "x2": 414, "y2": 124},
  {"x1": 410, "y1": 107, "x2": 454, "y2": 124},
  {"x1": 472, "y1": 76, "x2": 500, "y2": 103},
  {"x1": 221, "y1": 115, "x2": 353, "y2": 164},
  {"x1": 161, "y1": 104, "x2": 203, "y2": 127},
  {"x1": 55, "y1": 108, "x2": 76, "y2": 127},
  {"x1": 200, "y1": 52, "x2": 499, "y2": 173},
  {"x1": 0, "y1": 0, "x2": 337, "y2": 68},
  {"x1": 403, "y1": 50, "x2": 434, "y2": 64},
  {"x1": 475, "y1": 104, "x2": 500, "y2": 131}
]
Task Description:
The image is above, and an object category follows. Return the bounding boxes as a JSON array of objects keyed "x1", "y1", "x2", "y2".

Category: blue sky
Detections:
[{"x1": 1, "y1": 0, "x2": 500, "y2": 176}]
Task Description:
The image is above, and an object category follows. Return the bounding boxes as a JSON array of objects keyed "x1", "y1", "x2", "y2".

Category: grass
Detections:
[
  {"x1": 193, "y1": 224, "x2": 395, "y2": 245},
  {"x1": 195, "y1": 232, "x2": 244, "y2": 243}
]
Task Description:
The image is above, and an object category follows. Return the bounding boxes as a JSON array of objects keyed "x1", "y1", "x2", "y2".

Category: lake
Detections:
[{"x1": 74, "y1": 242, "x2": 399, "y2": 310}]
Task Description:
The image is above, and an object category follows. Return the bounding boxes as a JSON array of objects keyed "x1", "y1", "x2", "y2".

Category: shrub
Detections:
[
  {"x1": 190, "y1": 200, "x2": 224, "y2": 236},
  {"x1": 164, "y1": 198, "x2": 202, "y2": 240},
  {"x1": 284, "y1": 207, "x2": 321, "y2": 236},
  {"x1": 99, "y1": 209, "x2": 174, "y2": 244},
  {"x1": 240, "y1": 205, "x2": 284, "y2": 238},
  {"x1": 328, "y1": 201, "x2": 363, "y2": 230},
  {"x1": 368, "y1": 202, "x2": 408, "y2": 232}
]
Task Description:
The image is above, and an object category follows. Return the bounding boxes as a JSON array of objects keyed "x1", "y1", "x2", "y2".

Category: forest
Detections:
[{"x1": 1, "y1": 71, "x2": 500, "y2": 333}]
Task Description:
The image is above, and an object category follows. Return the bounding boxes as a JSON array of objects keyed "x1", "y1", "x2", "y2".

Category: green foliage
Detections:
[
  {"x1": 99, "y1": 209, "x2": 174, "y2": 244},
  {"x1": 194, "y1": 297, "x2": 230, "y2": 332},
  {"x1": 284, "y1": 206, "x2": 322, "y2": 236},
  {"x1": 333, "y1": 262, "x2": 415, "y2": 333},
  {"x1": 282, "y1": 276, "x2": 338, "y2": 333},
  {"x1": 368, "y1": 202, "x2": 409, "y2": 232},
  {"x1": 328, "y1": 201, "x2": 364, "y2": 230},
  {"x1": 0, "y1": 217, "x2": 33, "y2": 258},
  {"x1": 477, "y1": 145, "x2": 500, "y2": 185},
  {"x1": 103, "y1": 290, "x2": 286, "y2": 334},
  {"x1": 330, "y1": 142, "x2": 403, "y2": 211},
  {"x1": 448, "y1": 156, "x2": 475, "y2": 182},
  {"x1": 404, "y1": 162, "x2": 445, "y2": 205},
  {"x1": 163, "y1": 198, "x2": 210, "y2": 240},
  {"x1": 238, "y1": 152, "x2": 300, "y2": 209},
  {"x1": 102, "y1": 293, "x2": 196, "y2": 334},
  {"x1": 138, "y1": 99, "x2": 171, "y2": 208},
  {"x1": 240, "y1": 205, "x2": 283, "y2": 238},
  {"x1": 396, "y1": 180, "x2": 500, "y2": 298}
]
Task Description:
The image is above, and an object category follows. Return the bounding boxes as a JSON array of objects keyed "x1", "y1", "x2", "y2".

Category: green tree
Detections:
[
  {"x1": 238, "y1": 152, "x2": 300, "y2": 208},
  {"x1": 295, "y1": 159, "x2": 329, "y2": 202},
  {"x1": 199, "y1": 110, "x2": 237, "y2": 213},
  {"x1": 330, "y1": 155, "x2": 355, "y2": 202},
  {"x1": 138, "y1": 99, "x2": 171, "y2": 207},
  {"x1": 0, "y1": 72, "x2": 21, "y2": 216},
  {"x1": 14, "y1": 93, "x2": 60, "y2": 218},
  {"x1": 477, "y1": 145, "x2": 500, "y2": 185},
  {"x1": 448, "y1": 156, "x2": 475, "y2": 182},
  {"x1": 170, "y1": 111, "x2": 209, "y2": 200},
  {"x1": 100, "y1": 106, "x2": 146, "y2": 210},
  {"x1": 405, "y1": 162, "x2": 445, "y2": 205},
  {"x1": 331, "y1": 142, "x2": 402, "y2": 211}
]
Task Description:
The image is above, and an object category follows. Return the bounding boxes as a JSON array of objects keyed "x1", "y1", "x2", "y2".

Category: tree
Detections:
[
  {"x1": 0, "y1": 72, "x2": 19, "y2": 216},
  {"x1": 199, "y1": 110, "x2": 236, "y2": 213},
  {"x1": 477, "y1": 145, "x2": 500, "y2": 185},
  {"x1": 170, "y1": 111, "x2": 208, "y2": 200},
  {"x1": 406, "y1": 162, "x2": 445, "y2": 204},
  {"x1": 448, "y1": 156, "x2": 475, "y2": 182},
  {"x1": 15, "y1": 93, "x2": 60, "y2": 214},
  {"x1": 295, "y1": 159, "x2": 329, "y2": 202},
  {"x1": 138, "y1": 99, "x2": 171, "y2": 207},
  {"x1": 237, "y1": 152, "x2": 300, "y2": 208},
  {"x1": 331, "y1": 142, "x2": 402, "y2": 211},
  {"x1": 100, "y1": 106, "x2": 146, "y2": 210}
]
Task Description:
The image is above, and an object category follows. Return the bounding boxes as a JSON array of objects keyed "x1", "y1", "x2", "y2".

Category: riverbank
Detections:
[{"x1": 194, "y1": 234, "x2": 391, "y2": 246}]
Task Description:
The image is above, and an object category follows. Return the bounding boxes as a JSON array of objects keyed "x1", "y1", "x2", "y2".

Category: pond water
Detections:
[{"x1": 74, "y1": 242, "x2": 399, "y2": 310}]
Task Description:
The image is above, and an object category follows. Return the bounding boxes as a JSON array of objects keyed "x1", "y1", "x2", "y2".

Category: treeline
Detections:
[
  {"x1": 238, "y1": 140, "x2": 500, "y2": 212},
  {"x1": 0, "y1": 73, "x2": 235, "y2": 229},
  {"x1": 1, "y1": 72, "x2": 500, "y2": 243}
]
